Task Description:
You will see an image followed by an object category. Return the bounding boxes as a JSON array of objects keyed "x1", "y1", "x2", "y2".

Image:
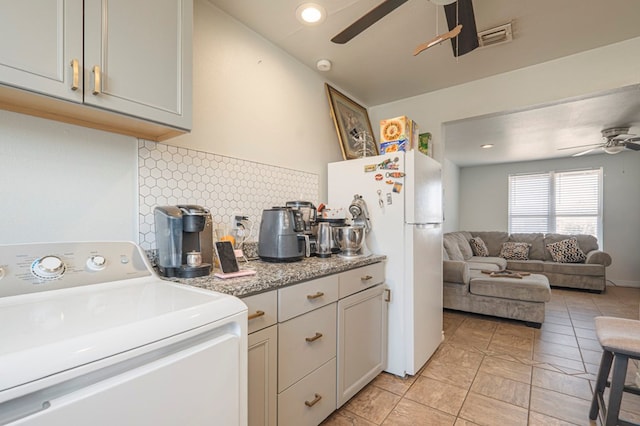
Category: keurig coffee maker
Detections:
[{"x1": 154, "y1": 205, "x2": 213, "y2": 278}]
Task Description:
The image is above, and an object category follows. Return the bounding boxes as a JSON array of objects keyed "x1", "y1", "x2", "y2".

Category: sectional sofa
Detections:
[{"x1": 442, "y1": 231, "x2": 612, "y2": 326}]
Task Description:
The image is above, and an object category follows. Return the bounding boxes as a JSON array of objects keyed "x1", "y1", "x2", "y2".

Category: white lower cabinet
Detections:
[
  {"x1": 248, "y1": 324, "x2": 278, "y2": 426},
  {"x1": 337, "y1": 284, "x2": 388, "y2": 407},
  {"x1": 245, "y1": 262, "x2": 387, "y2": 426},
  {"x1": 245, "y1": 291, "x2": 278, "y2": 426}
]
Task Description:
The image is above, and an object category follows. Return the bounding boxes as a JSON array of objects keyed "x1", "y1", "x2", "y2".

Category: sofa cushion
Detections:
[
  {"x1": 509, "y1": 233, "x2": 545, "y2": 260},
  {"x1": 500, "y1": 242, "x2": 531, "y2": 260},
  {"x1": 467, "y1": 262, "x2": 501, "y2": 272},
  {"x1": 469, "y1": 237, "x2": 489, "y2": 257},
  {"x1": 506, "y1": 259, "x2": 545, "y2": 273},
  {"x1": 443, "y1": 234, "x2": 464, "y2": 261},
  {"x1": 469, "y1": 273, "x2": 551, "y2": 303},
  {"x1": 471, "y1": 232, "x2": 509, "y2": 257},
  {"x1": 467, "y1": 256, "x2": 508, "y2": 270},
  {"x1": 546, "y1": 237, "x2": 587, "y2": 263},
  {"x1": 452, "y1": 232, "x2": 474, "y2": 259},
  {"x1": 543, "y1": 261, "x2": 604, "y2": 277},
  {"x1": 543, "y1": 233, "x2": 598, "y2": 261}
]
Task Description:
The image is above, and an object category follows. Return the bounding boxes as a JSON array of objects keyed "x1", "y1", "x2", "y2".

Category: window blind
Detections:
[{"x1": 508, "y1": 168, "x2": 602, "y2": 241}]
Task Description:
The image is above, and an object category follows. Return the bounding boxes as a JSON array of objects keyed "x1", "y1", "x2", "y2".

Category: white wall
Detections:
[
  {"x1": 369, "y1": 36, "x2": 640, "y2": 231},
  {"x1": 458, "y1": 152, "x2": 640, "y2": 287},
  {"x1": 0, "y1": 110, "x2": 138, "y2": 243},
  {"x1": 442, "y1": 158, "x2": 459, "y2": 233},
  {"x1": 169, "y1": 0, "x2": 345, "y2": 201}
]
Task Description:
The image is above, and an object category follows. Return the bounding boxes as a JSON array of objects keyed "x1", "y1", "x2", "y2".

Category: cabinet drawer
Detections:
[
  {"x1": 278, "y1": 275, "x2": 338, "y2": 322},
  {"x1": 278, "y1": 303, "x2": 337, "y2": 392},
  {"x1": 277, "y1": 358, "x2": 337, "y2": 426},
  {"x1": 243, "y1": 291, "x2": 277, "y2": 334},
  {"x1": 338, "y1": 262, "x2": 385, "y2": 299}
]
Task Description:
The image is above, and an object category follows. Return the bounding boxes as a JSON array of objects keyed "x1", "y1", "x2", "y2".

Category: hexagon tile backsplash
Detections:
[{"x1": 138, "y1": 140, "x2": 319, "y2": 250}]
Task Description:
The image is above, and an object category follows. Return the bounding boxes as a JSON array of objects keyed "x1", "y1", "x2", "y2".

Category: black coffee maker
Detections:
[{"x1": 154, "y1": 205, "x2": 213, "y2": 278}]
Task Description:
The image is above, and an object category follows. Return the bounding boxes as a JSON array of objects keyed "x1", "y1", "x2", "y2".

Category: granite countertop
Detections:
[{"x1": 163, "y1": 254, "x2": 386, "y2": 298}]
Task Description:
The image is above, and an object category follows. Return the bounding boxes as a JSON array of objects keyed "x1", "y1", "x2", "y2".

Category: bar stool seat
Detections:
[{"x1": 589, "y1": 316, "x2": 640, "y2": 426}]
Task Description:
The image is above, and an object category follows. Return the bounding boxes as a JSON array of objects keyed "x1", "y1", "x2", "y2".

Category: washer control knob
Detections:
[
  {"x1": 86, "y1": 255, "x2": 107, "y2": 271},
  {"x1": 32, "y1": 256, "x2": 66, "y2": 279}
]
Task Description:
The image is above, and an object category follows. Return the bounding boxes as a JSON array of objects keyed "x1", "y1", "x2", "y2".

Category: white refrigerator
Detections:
[{"x1": 328, "y1": 150, "x2": 443, "y2": 377}]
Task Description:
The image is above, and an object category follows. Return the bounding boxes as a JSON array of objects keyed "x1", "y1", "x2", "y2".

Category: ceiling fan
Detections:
[
  {"x1": 331, "y1": 0, "x2": 479, "y2": 57},
  {"x1": 560, "y1": 127, "x2": 640, "y2": 156}
]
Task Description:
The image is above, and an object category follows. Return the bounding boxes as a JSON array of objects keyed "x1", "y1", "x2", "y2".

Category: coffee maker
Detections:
[
  {"x1": 285, "y1": 200, "x2": 318, "y2": 256},
  {"x1": 154, "y1": 205, "x2": 213, "y2": 278}
]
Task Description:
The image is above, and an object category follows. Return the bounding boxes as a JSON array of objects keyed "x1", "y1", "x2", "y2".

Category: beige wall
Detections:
[{"x1": 169, "y1": 0, "x2": 346, "y2": 201}]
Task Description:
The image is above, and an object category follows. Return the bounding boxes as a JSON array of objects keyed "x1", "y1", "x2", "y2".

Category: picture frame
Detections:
[{"x1": 325, "y1": 84, "x2": 378, "y2": 160}]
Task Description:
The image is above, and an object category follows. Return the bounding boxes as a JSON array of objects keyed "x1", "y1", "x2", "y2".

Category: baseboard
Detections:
[{"x1": 607, "y1": 279, "x2": 640, "y2": 288}]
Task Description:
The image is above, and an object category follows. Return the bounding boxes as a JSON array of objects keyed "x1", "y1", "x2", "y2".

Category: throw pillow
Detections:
[
  {"x1": 499, "y1": 242, "x2": 531, "y2": 260},
  {"x1": 469, "y1": 237, "x2": 489, "y2": 257},
  {"x1": 546, "y1": 237, "x2": 587, "y2": 263}
]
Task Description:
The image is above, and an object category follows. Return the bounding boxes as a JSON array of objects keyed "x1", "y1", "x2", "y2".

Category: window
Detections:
[{"x1": 508, "y1": 168, "x2": 602, "y2": 242}]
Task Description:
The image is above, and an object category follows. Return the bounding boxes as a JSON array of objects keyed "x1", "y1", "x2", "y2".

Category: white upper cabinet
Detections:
[
  {"x1": 84, "y1": 0, "x2": 192, "y2": 130},
  {"x1": 0, "y1": 0, "x2": 192, "y2": 140},
  {"x1": 0, "y1": 0, "x2": 83, "y2": 102}
]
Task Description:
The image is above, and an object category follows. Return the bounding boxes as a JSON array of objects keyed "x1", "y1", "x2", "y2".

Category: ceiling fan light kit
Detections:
[{"x1": 604, "y1": 145, "x2": 625, "y2": 155}]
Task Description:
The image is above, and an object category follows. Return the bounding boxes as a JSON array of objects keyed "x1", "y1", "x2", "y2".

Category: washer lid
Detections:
[{"x1": 0, "y1": 277, "x2": 246, "y2": 394}]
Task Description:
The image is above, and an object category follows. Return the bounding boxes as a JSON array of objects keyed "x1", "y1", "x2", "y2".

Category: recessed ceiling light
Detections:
[
  {"x1": 481, "y1": 144, "x2": 494, "y2": 149},
  {"x1": 296, "y1": 3, "x2": 326, "y2": 25}
]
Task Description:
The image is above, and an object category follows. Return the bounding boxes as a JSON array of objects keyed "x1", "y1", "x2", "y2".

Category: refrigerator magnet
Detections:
[
  {"x1": 375, "y1": 173, "x2": 384, "y2": 181},
  {"x1": 386, "y1": 172, "x2": 405, "y2": 178},
  {"x1": 393, "y1": 182, "x2": 403, "y2": 193},
  {"x1": 364, "y1": 164, "x2": 377, "y2": 172}
]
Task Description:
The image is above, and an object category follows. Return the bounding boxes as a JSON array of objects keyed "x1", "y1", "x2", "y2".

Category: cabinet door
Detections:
[
  {"x1": 337, "y1": 284, "x2": 388, "y2": 407},
  {"x1": 84, "y1": 0, "x2": 192, "y2": 130},
  {"x1": 0, "y1": 0, "x2": 83, "y2": 102},
  {"x1": 248, "y1": 325, "x2": 277, "y2": 426}
]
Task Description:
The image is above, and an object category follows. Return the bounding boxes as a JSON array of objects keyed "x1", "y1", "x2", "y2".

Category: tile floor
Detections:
[{"x1": 322, "y1": 285, "x2": 640, "y2": 426}]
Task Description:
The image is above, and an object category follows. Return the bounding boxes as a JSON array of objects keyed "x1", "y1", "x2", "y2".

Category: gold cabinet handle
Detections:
[
  {"x1": 92, "y1": 65, "x2": 101, "y2": 95},
  {"x1": 304, "y1": 393, "x2": 322, "y2": 407},
  {"x1": 306, "y1": 291, "x2": 324, "y2": 300},
  {"x1": 305, "y1": 332, "x2": 323, "y2": 343},
  {"x1": 248, "y1": 310, "x2": 265, "y2": 320},
  {"x1": 70, "y1": 59, "x2": 79, "y2": 91},
  {"x1": 361, "y1": 275, "x2": 373, "y2": 281}
]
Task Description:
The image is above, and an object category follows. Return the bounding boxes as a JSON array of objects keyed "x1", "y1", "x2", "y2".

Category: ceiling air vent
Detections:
[{"x1": 477, "y1": 22, "x2": 513, "y2": 48}]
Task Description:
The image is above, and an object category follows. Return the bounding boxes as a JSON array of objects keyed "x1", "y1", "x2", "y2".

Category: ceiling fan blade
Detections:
[
  {"x1": 572, "y1": 147, "x2": 599, "y2": 157},
  {"x1": 624, "y1": 139, "x2": 640, "y2": 151},
  {"x1": 331, "y1": 0, "x2": 409, "y2": 44},
  {"x1": 557, "y1": 143, "x2": 603, "y2": 151},
  {"x1": 413, "y1": 24, "x2": 462, "y2": 56},
  {"x1": 444, "y1": 0, "x2": 479, "y2": 57}
]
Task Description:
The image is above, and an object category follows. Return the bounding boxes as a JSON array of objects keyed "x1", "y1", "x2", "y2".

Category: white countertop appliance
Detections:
[
  {"x1": 329, "y1": 150, "x2": 443, "y2": 376},
  {"x1": 0, "y1": 241, "x2": 247, "y2": 425}
]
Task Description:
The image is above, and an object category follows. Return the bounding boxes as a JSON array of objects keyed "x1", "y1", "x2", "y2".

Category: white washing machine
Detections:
[{"x1": 0, "y1": 241, "x2": 247, "y2": 425}]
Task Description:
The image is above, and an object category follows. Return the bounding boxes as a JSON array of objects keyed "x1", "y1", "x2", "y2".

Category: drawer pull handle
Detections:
[
  {"x1": 248, "y1": 310, "x2": 265, "y2": 320},
  {"x1": 305, "y1": 332, "x2": 323, "y2": 343},
  {"x1": 304, "y1": 393, "x2": 322, "y2": 407},
  {"x1": 307, "y1": 291, "x2": 324, "y2": 300},
  {"x1": 70, "y1": 59, "x2": 79, "y2": 91},
  {"x1": 361, "y1": 275, "x2": 373, "y2": 281}
]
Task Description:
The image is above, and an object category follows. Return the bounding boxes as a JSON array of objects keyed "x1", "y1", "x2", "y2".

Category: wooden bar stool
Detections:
[{"x1": 589, "y1": 316, "x2": 640, "y2": 426}]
